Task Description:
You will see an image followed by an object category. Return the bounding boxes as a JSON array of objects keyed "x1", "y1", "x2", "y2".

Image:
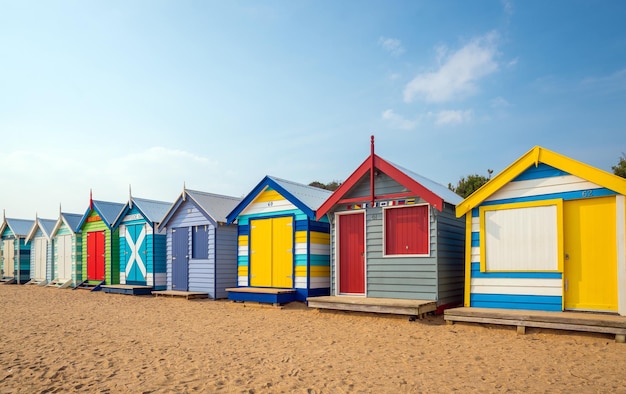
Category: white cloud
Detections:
[
  {"x1": 502, "y1": 0, "x2": 514, "y2": 15},
  {"x1": 382, "y1": 109, "x2": 418, "y2": 130},
  {"x1": 433, "y1": 110, "x2": 473, "y2": 125},
  {"x1": 404, "y1": 31, "x2": 500, "y2": 103},
  {"x1": 491, "y1": 97, "x2": 511, "y2": 108},
  {"x1": 378, "y1": 37, "x2": 405, "y2": 56}
]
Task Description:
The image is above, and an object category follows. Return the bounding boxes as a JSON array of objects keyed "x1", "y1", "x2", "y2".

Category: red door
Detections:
[
  {"x1": 338, "y1": 212, "x2": 365, "y2": 294},
  {"x1": 87, "y1": 231, "x2": 105, "y2": 281}
]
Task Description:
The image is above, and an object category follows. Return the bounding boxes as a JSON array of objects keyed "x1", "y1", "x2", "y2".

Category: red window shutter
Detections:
[{"x1": 385, "y1": 205, "x2": 428, "y2": 255}]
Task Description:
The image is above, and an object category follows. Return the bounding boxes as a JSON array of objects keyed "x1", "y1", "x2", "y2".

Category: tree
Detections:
[
  {"x1": 612, "y1": 153, "x2": 626, "y2": 178},
  {"x1": 448, "y1": 169, "x2": 493, "y2": 198},
  {"x1": 309, "y1": 180, "x2": 342, "y2": 191}
]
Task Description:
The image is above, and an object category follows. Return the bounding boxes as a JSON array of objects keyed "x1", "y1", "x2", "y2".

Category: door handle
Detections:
[{"x1": 565, "y1": 253, "x2": 569, "y2": 260}]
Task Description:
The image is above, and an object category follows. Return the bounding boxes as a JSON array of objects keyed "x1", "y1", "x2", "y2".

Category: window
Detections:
[
  {"x1": 481, "y1": 202, "x2": 560, "y2": 271},
  {"x1": 384, "y1": 204, "x2": 429, "y2": 256},
  {"x1": 191, "y1": 225, "x2": 209, "y2": 259}
]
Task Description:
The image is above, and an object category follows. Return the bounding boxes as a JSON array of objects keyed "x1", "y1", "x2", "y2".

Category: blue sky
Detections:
[{"x1": 2, "y1": 0, "x2": 626, "y2": 219}]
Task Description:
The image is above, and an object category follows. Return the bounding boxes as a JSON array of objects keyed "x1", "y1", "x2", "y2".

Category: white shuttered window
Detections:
[{"x1": 484, "y1": 205, "x2": 558, "y2": 271}]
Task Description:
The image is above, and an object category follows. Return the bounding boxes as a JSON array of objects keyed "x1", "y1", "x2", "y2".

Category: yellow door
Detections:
[
  {"x1": 249, "y1": 217, "x2": 293, "y2": 288},
  {"x1": 272, "y1": 216, "x2": 293, "y2": 288},
  {"x1": 250, "y1": 219, "x2": 273, "y2": 287},
  {"x1": 564, "y1": 196, "x2": 617, "y2": 312}
]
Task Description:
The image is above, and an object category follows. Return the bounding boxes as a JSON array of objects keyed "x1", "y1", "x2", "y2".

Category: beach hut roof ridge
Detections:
[
  {"x1": 50, "y1": 212, "x2": 83, "y2": 237},
  {"x1": 25, "y1": 218, "x2": 57, "y2": 243},
  {"x1": 226, "y1": 175, "x2": 333, "y2": 223},
  {"x1": 455, "y1": 145, "x2": 626, "y2": 217},
  {"x1": 316, "y1": 153, "x2": 462, "y2": 219},
  {"x1": 267, "y1": 175, "x2": 333, "y2": 210},
  {"x1": 76, "y1": 200, "x2": 125, "y2": 230},
  {"x1": 1, "y1": 218, "x2": 36, "y2": 238},
  {"x1": 185, "y1": 189, "x2": 243, "y2": 224},
  {"x1": 113, "y1": 196, "x2": 173, "y2": 226},
  {"x1": 389, "y1": 161, "x2": 463, "y2": 206}
]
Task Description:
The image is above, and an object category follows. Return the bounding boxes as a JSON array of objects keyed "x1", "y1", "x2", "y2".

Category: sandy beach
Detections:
[{"x1": 0, "y1": 285, "x2": 625, "y2": 393}]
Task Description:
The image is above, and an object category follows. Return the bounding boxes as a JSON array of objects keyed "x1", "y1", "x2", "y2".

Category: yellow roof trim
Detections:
[{"x1": 456, "y1": 146, "x2": 626, "y2": 217}]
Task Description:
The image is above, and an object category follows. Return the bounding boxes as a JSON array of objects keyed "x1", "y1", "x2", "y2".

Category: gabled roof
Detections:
[
  {"x1": 25, "y1": 218, "x2": 57, "y2": 243},
  {"x1": 113, "y1": 197, "x2": 172, "y2": 227},
  {"x1": 0, "y1": 218, "x2": 35, "y2": 238},
  {"x1": 50, "y1": 212, "x2": 83, "y2": 237},
  {"x1": 77, "y1": 200, "x2": 125, "y2": 230},
  {"x1": 159, "y1": 189, "x2": 242, "y2": 230},
  {"x1": 455, "y1": 146, "x2": 626, "y2": 217},
  {"x1": 227, "y1": 176, "x2": 333, "y2": 223},
  {"x1": 316, "y1": 154, "x2": 461, "y2": 220}
]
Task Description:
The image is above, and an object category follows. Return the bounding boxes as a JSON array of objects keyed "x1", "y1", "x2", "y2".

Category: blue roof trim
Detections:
[
  {"x1": 226, "y1": 176, "x2": 325, "y2": 223},
  {"x1": 76, "y1": 200, "x2": 125, "y2": 230}
]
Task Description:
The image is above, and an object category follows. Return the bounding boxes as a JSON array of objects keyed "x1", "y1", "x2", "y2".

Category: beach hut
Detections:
[
  {"x1": 157, "y1": 188, "x2": 241, "y2": 298},
  {"x1": 24, "y1": 217, "x2": 57, "y2": 285},
  {"x1": 308, "y1": 137, "x2": 465, "y2": 315},
  {"x1": 451, "y1": 146, "x2": 626, "y2": 314},
  {"x1": 225, "y1": 176, "x2": 333, "y2": 304},
  {"x1": 444, "y1": 146, "x2": 626, "y2": 342},
  {"x1": 75, "y1": 195, "x2": 125, "y2": 289},
  {"x1": 0, "y1": 215, "x2": 35, "y2": 284},
  {"x1": 104, "y1": 195, "x2": 171, "y2": 294},
  {"x1": 48, "y1": 211, "x2": 83, "y2": 288}
]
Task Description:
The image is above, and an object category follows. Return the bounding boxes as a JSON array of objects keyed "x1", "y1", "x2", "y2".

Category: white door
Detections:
[
  {"x1": 34, "y1": 238, "x2": 47, "y2": 280},
  {"x1": 56, "y1": 235, "x2": 72, "y2": 281}
]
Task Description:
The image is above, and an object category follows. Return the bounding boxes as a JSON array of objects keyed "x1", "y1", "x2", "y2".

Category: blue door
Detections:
[
  {"x1": 124, "y1": 224, "x2": 147, "y2": 285},
  {"x1": 171, "y1": 227, "x2": 189, "y2": 290}
]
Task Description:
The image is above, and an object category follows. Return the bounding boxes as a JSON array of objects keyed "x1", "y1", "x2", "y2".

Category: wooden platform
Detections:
[
  {"x1": 307, "y1": 296, "x2": 437, "y2": 317},
  {"x1": 444, "y1": 307, "x2": 626, "y2": 343},
  {"x1": 226, "y1": 287, "x2": 297, "y2": 305},
  {"x1": 101, "y1": 285, "x2": 153, "y2": 295},
  {"x1": 0, "y1": 277, "x2": 16, "y2": 285},
  {"x1": 73, "y1": 280, "x2": 104, "y2": 292},
  {"x1": 151, "y1": 290, "x2": 209, "y2": 300}
]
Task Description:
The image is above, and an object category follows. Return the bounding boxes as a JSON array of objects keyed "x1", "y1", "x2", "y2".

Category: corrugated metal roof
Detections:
[
  {"x1": 131, "y1": 197, "x2": 172, "y2": 224},
  {"x1": 392, "y1": 163, "x2": 463, "y2": 206},
  {"x1": 38, "y1": 219, "x2": 57, "y2": 238},
  {"x1": 62, "y1": 213, "x2": 83, "y2": 233},
  {"x1": 92, "y1": 200, "x2": 125, "y2": 226},
  {"x1": 268, "y1": 176, "x2": 333, "y2": 210},
  {"x1": 5, "y1": 218, "x2": 35, "y2": 237},
  {"x1": 186, "y1": 190, "x2": 242, "y2": 223}
]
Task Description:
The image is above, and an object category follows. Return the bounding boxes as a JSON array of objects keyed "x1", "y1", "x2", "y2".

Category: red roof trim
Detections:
[{"x1": 316, "y1": 154, "x2": 445, "y2": 220}]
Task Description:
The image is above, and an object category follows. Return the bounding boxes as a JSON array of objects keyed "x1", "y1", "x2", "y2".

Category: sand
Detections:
[{"x1": 0, "y1": 285, "x2": 625, "y2": 393}]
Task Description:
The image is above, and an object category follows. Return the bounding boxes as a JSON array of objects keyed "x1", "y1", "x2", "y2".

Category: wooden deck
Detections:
[
  {"x1": 101, "y1": 285, "x2": 154, "y2": 296},
  {"x1": 151, "y1": 290, "x2": 209, "y2": 300},
  {"x1": 444, "y1": 307, "x2": 626, "y2": 343},
  {"x1": 226, "y1": 287, "x2": 297, "y2": 305},
  {"x1": 307, "y1": 296, "x2": 437, "y2": 318}
]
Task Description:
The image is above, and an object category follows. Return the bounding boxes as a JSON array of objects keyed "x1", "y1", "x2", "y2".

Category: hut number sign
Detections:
[{"x1": 581, "y1": 190, "x2": 593, "y2": 198}]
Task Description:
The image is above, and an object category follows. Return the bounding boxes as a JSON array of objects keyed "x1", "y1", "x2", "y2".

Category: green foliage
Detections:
[
  {"x1": 448, "y1": 170, "x2": 493, "y2": 198},
  {"x1": 309, "y1": 180, "x2": 342, "y2": 191},
  {"x1": 612, "y1": 153, "x2": 626, "y2": 178}
]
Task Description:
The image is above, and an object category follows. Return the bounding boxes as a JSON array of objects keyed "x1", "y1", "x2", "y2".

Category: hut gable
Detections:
[
  {"x1": 317, "y1": 154, "x2": 460, "y2": 220},
  {"x1": 456, "y1": 146, "x2": 626, "y2": 217},
  {"x1": 227, "y1": 176, "x2": 332, "y2": 224}
]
